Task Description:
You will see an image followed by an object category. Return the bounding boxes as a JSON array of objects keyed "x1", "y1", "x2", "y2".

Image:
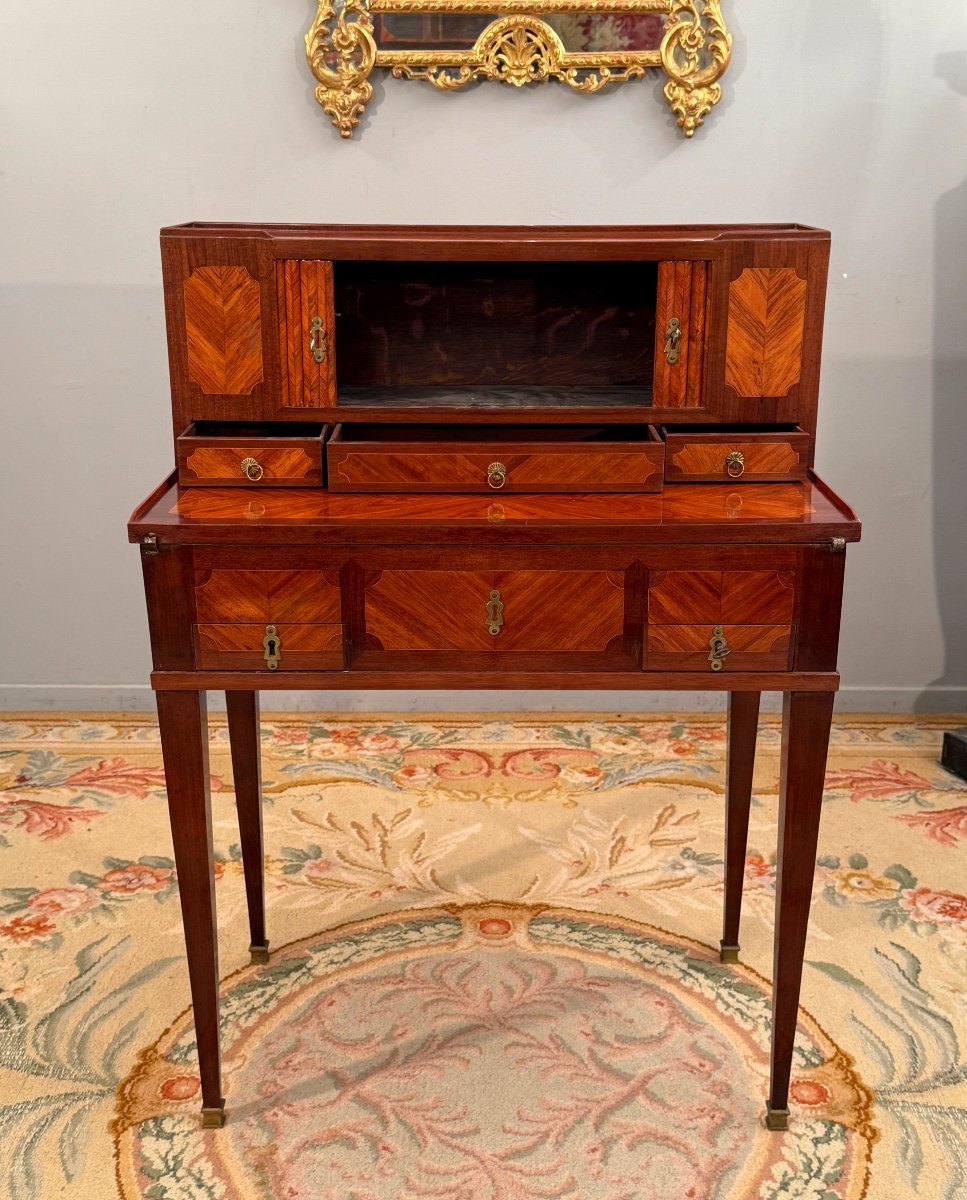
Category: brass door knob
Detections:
[
  {"x1": 725, "y1": 451, "x2": 745, "y2": 478},
  {"x1": 487, "y1": 462, "x2": 507, "y2": 490},
  {"x1": 240, "y1": 457, "x2": 264, "y2": 481}
]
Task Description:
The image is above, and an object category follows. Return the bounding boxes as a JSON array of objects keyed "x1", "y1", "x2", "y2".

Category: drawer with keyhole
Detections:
[
  {"x1": 644, "y1": 567, "x2": 797, "y2": 672},
  {"x1": 356, "y1": 567, "x2": 634, "y2": 670}
]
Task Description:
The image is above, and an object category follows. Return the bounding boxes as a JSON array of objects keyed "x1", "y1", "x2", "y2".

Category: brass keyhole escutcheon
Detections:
[
  {"x1": 486, "y1": 589, "x2": 504, "y2": 636},
  {"x1": 708, "y1": 625, "x2": 731, "y2": 671},
  {"x1": 725, "y1": 451, "x2": 745, "y2": 478},
  {"x1": 263, "y1": 624, "x2": 282, "y2": 671},
  {"x1": 487, "y1": 462, "x2": 507, "y2": 490},
  {"x1": 309, "y1": 315, "x2": 327, "y2": 363},
  {"x1": 664, "y1": 317, "x2": 682, "y2": 365},
  {"x1": 240, "y1": 456, "x2": 264, "y2": 481}
]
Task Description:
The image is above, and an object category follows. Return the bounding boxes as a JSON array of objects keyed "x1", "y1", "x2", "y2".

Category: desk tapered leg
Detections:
[
  {"x1": 226, "y1": 691, "x2": 268, "y2": 965},
  {"x1": 721, "y1": 691, "x2": 760, "y2": 963},
  {"x1": 767, "y1": 690, "x2": 835, "y2": 1131},
  {"x1": 157, "y1": 690, "x2": 224, "y2": 1128}
]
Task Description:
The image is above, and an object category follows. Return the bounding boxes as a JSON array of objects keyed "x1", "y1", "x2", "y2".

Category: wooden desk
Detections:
[{"x1": 129, "y1": 472, "x2": 860, "y2": 1130}]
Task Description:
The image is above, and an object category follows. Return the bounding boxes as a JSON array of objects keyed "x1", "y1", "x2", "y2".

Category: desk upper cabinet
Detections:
[{"x1": 160, "y1": 225, "x2": 829, "y2": 463}]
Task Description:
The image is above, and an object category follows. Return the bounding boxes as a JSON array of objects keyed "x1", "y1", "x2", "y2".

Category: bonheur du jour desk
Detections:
[{"x1": 128, "y1": 223, "x2": 861, "y2": 1131}]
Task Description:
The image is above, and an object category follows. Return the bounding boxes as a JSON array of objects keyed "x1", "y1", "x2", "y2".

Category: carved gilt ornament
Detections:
[{"x1": 305, "y1": 0, "x2": 731, "y2": 139}]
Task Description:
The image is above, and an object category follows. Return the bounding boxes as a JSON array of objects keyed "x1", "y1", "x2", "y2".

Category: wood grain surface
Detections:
[
  {"x1": 193, "y1": 569, "x2": 341, "y2": 623},
  {"x1": 276, "y1": 259, "x2": 337, "y2": 408},
  {"x1": 130, "y1": 474, "x2": 861, "y2": 548},
  {"x1": 653, "y1": 261, "x2": 708, "y2": 408},
  {"x1": 724, "y1": 268, "x2": 807, "y2": 399},
  {"x1": 194, "y1": 623, "x2": 344, "y2": 670},
  {"x1": 648, "y1": 569, "x2": 796, "y2": 626},
  {"x1": 645, "y1": 624, "x2": 792, "y2": 671},
  {"x1": 183, "y1": 266, "x2": 263, "y2": 396},
  {"x1": 664, "y1": 428, "x2": 808, "y2": 482},
  {"x1": 328, "y1": 425, "x2": 664, "y2": 493},
  {"x1": 363, "y1": 569, "x2": 624, "y2": 652}
]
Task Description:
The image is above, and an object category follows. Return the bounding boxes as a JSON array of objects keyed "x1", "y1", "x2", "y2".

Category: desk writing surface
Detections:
[{"x1": 129, "y1": 472, "x2": 860, "y2": 547}]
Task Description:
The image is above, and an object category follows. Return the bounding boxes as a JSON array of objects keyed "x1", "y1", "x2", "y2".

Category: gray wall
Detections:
[{"x1": 1, "y1": 3, "x2": 965, "y2": 713}]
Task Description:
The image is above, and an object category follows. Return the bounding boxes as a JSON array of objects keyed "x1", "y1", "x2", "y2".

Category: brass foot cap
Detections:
[
  {"x1": 765, "y1": 1106, "x2": 789, "y2": 1132},
  {"x1": 249, "y1": 943, "x2": 270, "y2": 965},
  {"x1": 719, "y1": 943, "x2": 740, "y2": 964},
  {"x1": 201, "y1": 1102, "x2": 226, "y2": 1129}
]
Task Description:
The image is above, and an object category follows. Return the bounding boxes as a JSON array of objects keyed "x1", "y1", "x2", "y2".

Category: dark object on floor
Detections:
[{"x1": 940, "y1": 729, "x2": 967, "y2": 781}]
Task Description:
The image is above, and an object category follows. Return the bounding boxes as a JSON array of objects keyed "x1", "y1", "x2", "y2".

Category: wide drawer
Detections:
[
  {"x1": 177, "y1": 422, "x2": 328, "y2": 487},
  {"x1": 645, "y1": 624, "x2": 793, "y2": 671},
  {"x1": 662, "y1": 425, "x2": 808, "y2": 483},
  {"x1": 327, "y1": 424, "x2": 664, "y2": 493},
  {"x1": 194, "y1": 623, "x2": 344, "y2": 670},
  {"x1": 356, "y1": 566, "x2": 635, "y2": 671}
]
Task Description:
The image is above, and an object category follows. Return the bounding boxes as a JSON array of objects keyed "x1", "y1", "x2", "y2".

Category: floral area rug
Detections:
[{"x1": 0, "y1": 712, "x2": 965, "y2": 1199}]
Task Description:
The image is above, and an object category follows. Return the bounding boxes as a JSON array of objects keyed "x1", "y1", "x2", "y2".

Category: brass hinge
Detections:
[
  {"x1": 829, "y1": 537, "x2": 846, "y2": 553},
  {"x1": 141, "y1": 534, "x2": 160, "y2": 555}
]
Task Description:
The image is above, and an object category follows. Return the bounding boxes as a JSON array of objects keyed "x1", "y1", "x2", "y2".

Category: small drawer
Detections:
[
  {"x1": 194, "y1": 623, "x2": 344, "y2": 671},
  {"x1": 327, "y1": 424, "x2": 664, "y2": 493},
  {"x1": 661, "y1": 425, "x2": 808, "y2": 483},
  {"x1": 177, "y1": 422, "x2": 329, "y2": 487},
  {"x1": 645, "y1": 624, "x2": 793, "y2": 672}
]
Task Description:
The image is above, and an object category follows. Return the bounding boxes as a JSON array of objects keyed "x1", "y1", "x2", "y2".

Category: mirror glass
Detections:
[{"x1": 372, "y1": 13, "x2": 665, "y2": 52}]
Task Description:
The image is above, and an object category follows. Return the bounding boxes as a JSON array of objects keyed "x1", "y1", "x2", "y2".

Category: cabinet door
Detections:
[
  {"x1": 163, "y1": 235, "x2": 282, "y2": 429},
  {"x1": 724, "y1": 267, "x2": 808, "y2": 404},
  {"x1": 276, "y1": 260, "x2": 337, "y2": 408},
  {"x1": 652, "y1": 261, "x2": 708, "y2": 408}
]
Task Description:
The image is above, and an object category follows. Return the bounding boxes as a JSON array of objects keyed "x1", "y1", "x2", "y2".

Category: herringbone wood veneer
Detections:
[
  {"x1": 724, "y1": 267, "x2": 807, "y2": 399},
  {"x1": 183, "y1": 266, "x2": 263, "y2": 396}
]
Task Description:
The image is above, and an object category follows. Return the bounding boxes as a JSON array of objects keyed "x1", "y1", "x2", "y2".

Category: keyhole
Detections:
[{"x1": 266, "y1": 639, "x2": 276, "y2": 657}]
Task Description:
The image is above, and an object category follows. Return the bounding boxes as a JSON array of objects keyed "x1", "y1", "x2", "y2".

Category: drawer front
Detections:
[
  {"x1": 328, "y1": 427, "x2": 664, "y2": 494},
  {"x1": 648, "y1": 569, "x2": 795, "y2": 626},
  {"x1": 646, "y1": 625, "x2": 793, "y2": 671},
  {"x1": 363, "y1": 569, "x2": 625, "y2": 654},
  {"x1": 646, "y1": 567, "x2": 796, "y2": 672},
  {"x1": 662, "y1": 428, "x2": 808, "y2": 483},
  {"x1": 194, "y1": 569, "x2": 341, "y2": 623},
  {"x1": 177, "y1": 425, "x2": 327, "y2": 487},
  {"x1": 194, "y1": 623, "x2": 344, "y2": 670}
]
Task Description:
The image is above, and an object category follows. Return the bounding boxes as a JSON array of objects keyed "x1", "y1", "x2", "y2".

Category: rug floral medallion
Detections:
[
  {"x1": 113, "y1": 903, "x2": 875, "y2": 1200},
  {"x1": 1, "y1": 714, "x2": 965, "y2": 1198}
]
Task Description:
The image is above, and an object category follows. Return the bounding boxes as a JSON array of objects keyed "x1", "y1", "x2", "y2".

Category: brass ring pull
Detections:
[
  {"x1": 240, "y1": 456, "x2": 264, "y2": 481},
  {"x1": 486, "y1": 589, "x2": 504, "y2": 636},
  {"x1": 487, "y1": 462, "x2": 507, "y2": 490},
  {"x1": 309, "y1": 315, "x2": 326, "y2": 364},
  {"x1": 708, "y1": 625, "x2": 731, "y2": 671},
  {"x1": 725, "y1": 451, "x2": 745, "y2": 478},
  {"x1": 664, "y1": 317, "x2": 682, "y2": 365}
]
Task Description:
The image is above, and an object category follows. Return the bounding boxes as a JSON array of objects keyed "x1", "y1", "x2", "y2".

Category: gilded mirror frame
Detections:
[{"x1": 305, "y1": 0, "x2": 731, "y2": 139}]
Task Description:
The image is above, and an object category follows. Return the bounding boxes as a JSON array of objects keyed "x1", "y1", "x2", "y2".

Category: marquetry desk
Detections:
[{"x1": 128, "y1": 473, "x2": 860, "y2": 1130}]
